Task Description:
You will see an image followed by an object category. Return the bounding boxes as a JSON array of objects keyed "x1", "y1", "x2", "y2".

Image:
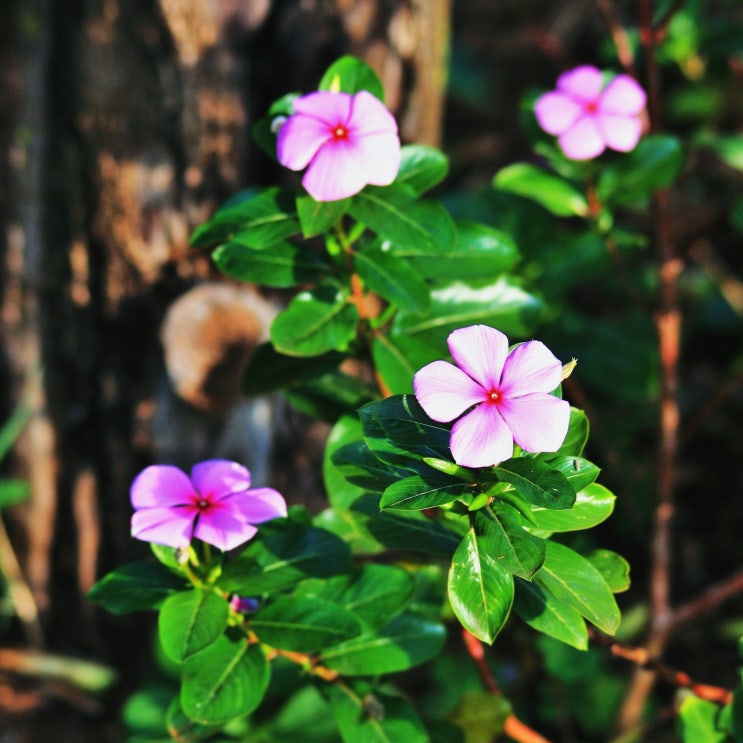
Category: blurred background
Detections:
[{"x1": 1, "y1": 0, "x2": 743, "y2": 740}]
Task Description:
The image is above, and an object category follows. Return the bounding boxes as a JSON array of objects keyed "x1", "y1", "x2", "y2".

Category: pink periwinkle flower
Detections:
[
  {"x1": 534, "y1": 65, "x2": 647, "y2": 160},
  {"x1": 413, "y1": 325, "x2": 571, "y2": 468},
  {"x1": 130, "y1": 459, "x2": 287, "y2": 551},
  {"x1": 276, "y1": 90, "x2": 401, "y2": 202}
]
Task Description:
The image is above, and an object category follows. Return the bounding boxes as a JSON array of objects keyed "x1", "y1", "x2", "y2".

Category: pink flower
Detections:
[
  {"x1": 130, "y1": 459, "x2": 287, "y2": 551},
  {"x1": 276, "y1": 90, "x2": 401, "y2": 202},
  {"x1": 413, "y1": 325, "x2": 570, "y2": 468},
  {"x1": 534, "y1": 65, "x2": 646, "y2": 160}
]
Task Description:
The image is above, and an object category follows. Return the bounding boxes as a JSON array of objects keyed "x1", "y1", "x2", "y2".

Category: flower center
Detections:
[
  {"x1": 488, "y1": 389, "x2": 502, "y2": 404},
  {"x1": 197, "y1": 498, "x2": 210, "y2": 510},
  {"x1": 585, "y1": 100, "x2": 598, "y2": 114},
  {"x1": 332, "y1": 124, "x2": 348, "y2": 140}
]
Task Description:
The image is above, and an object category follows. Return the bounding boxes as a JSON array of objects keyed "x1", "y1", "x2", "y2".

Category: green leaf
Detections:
[
  {"x1": 319, "y1": 55, "x2": 385, "y2": 101},
  {"x1": 285, "y1": 369, "x2": 375, "y2": 422},
  {"x1": 296, "y1": 194, "x2": 350, "y2": 237},
  {"x1": 493, "y1": 163, "x2": 589, "y2": 217},
  {"x1": 677, "y1": 696, "x2": 729, "y2": 743},
  {"x1": 556, "y1": 408, "x2": 590, "y2": 456},
  {"x1": 190, "y1": 187, "x2": 300, "y2": 249},
  {"x1": 447, "y1": 527, "x2": 515, "y2": 644},
  {"x1": 513, "y1": 578, "x2": 587, "y2": 650},
  {"x1": 328, "y1": 681, "x2": 429, "y2": 743},
  {"x1": 597, "y1": 134, "x2": 684, "y2": 206},
  {"x1": 212, "y1": 240, "x2": 328, "y2": 288},
  {"x1": 158, "y1": 589, "x2": 230, "y2": 663},
  {"x1": 349, "y1": 185, "x2": 456, "y2": 256},
  {"x1": 586, "y1": 549, "x2": 631, "y2": 593},
  {"x1": 218, "y1": 521, "x2": 351, "y2": 594},
  {"x1": 320, "y1": 612, "x2": 446, "y2": 675},
  {"x1": 252, "y1": 92, "x2": 299, "y2": 161},
  {"x1": 250, "y1": 596, "x2": 361, "y2": 652},
  {"x1": 381, "y1": 471, "x2": 470, "y2": 510},
  {"x1": 479, "y1": 505, "x2": 546, "y2": 580},
  {"x1": 242, "y1": 342, "x2": 343, "y2": 396},
  {"x1": 181, "y1": 635, "x2": 269, "y2": 724},
  {"x1": 393, "y1": 277, "x2": 544, "y2": 344},
  {"x1": 371, "y1": 334, "x2": 440, "y2": 395},
  {"x1": 395, "y1": 144, "x2": 449, "y2": 195},
  {"x1": 0, "y1": 479, "x2": 31, "y2": 510},
  {"x1": 494, "y1": 458, "x2": 576, "y2": 510},
  {"x1": 87, "y1": 561, "x2": 187, "y2": 615},
  {"x1": 271, "y1": 283, "x2": 359, "y2": 356},
  {"x1": 354, "y1": 246, "x2": 430, "y2": 314},
  {"x1": 528, "y1": 482, "x2": 615, "y2": 533},
  {"x1": 448, "y1": 689, "x2": 511, "y2": 743},
  {"x1": 0, "y1": 404, "x2": 31, "y2": 464},
  {"x1": 542, "y1": 455, "x2": 600, "y2": 492},
  {"x1": 324, "y1": 415, "x2": 373, "y2": 510},
  {"x1": 332, "y1": 440, "x2": 406, "y2": 497},
  {"x1": 165, "y1": 697, "x2": 223, "y2": 742},
  {"x1": 408, "y1": 221, "x2": 519, "y2": 281},
  {"x1": 534, "y1": 542, "x2": 620, "y2": 635}
]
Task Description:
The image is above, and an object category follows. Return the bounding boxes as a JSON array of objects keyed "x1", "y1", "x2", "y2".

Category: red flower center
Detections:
[
  {"x1": 585, "y1": 100, "x2": 598, "y2": 114},
  {"x1": 197, "y1": 498, "x2": 210, "y2": 510},
  {"x1": 488, "y1": 389, "x2": 502, "y2": 404},
  {"x1": 332, "y1": 124, "x2": 349, "y2": 140}
]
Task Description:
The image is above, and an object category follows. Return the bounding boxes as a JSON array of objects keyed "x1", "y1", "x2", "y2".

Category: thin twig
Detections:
[{"x1": 669, "y1": 567, "x2": 743, "y2": 632}]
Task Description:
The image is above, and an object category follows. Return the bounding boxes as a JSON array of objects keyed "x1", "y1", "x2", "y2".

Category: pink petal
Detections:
[
  {"x1": 293, "y1": 91, "x2": 353, "y2": 127},
  {"x1": 191, "y1": 460, "x2": 252, "y2": 501},
  {"x1": 556, "y1": 65, "x2": 604, "y2": 103},
  {"x1": 499, "y1": 341, "x2": 563, "y2": 397},
  {"x1": 347, "y1": 90, "x2": 398, "y2": 136},
  {"x1": 534, "y1": 92, "x2": 582, "y2": 135},
  {"x1": 498, "y1": 393, "x2": 570, "y2": 454},
  {"x1": 414, "y1": 360, "x2": 487, "y2": 422},
  {"x1": 130, "y1": 465, "x2": 196, "y2": 509},
  {"x1": 596, "y1": 113, "x2": 642, "y2": 152},
  {"x1": 301, "y1": 139, "x2": 369, "y2": 201},
  {"x1": 598, "y1": 75, "x2": 646, "y2": 115},
  {"x1": 193, "y1": 507, "x2": 258, "y2": 551},
  {"x1": 558, "y1": 116, "x2": 606, "y2": 160},
  {"x1": 276, "y1": 114, "x2": 332, "y2": 171},
  {"x1": 220, "y1": 487, "x2": 287, "y2": 524},
  {"x1": 345, "y1": 130, "x2": 401, "y2": 186},
  {"x1": 447, "y1": 325, "x2": 509, "y2": 391},
  {"x1": 450, "y1": 403, "x2": 514, "y2": 467},
  {"x1": 131, "y1": 506, "x2": 196, "y2": 548}
]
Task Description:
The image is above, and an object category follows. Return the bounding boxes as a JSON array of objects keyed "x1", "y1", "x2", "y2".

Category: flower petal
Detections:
[
  {"x1": 558, "y1": 116, "x2": 605, "y2": 160},
  {"x1": 346, "y1": 131, "x2": 401, "y2": 186},
  {"x1": 499, "y1": 341, "x2": 563, "y2": 397},
  {"x1": 276, "y1": 114, "x2": 332, "y2": 171},
  {"x1": 596, "y1": 113, "x2": 642, "y2": 153},
  {"x1": 193, "y1": 506, "x2": 258, "y2": 551},
  {"x1": 556, "y1": 65, "x2": 604, "y2": 102},
  {"x1": 447, "y1": 325, "x2": 509, "y2": 391},
  {"x1": 534, "y1": 91, "x2": 582, "y2": 135},
  {"x1": 130, "y1": 465, "x2": 196, "y2": 509},
  {"x1": 414, "y1": 360, "x2": 487, "y2": 422},
  {"x1": 221, "y1": 487, "x2": 287, "y2": 524},
  {"x1": 598, "y1": 75, "x2": 646, "y2": 115},
  {"x1": 191, "y1": 460, "x2": 252, "y2": 501},
  {"x1": 347, "y1": 90, "x2": 398, "y2": 135},
  {"x1": 131, "y1": 506, "x2": 196, "y2": 548},
  {"x1": 301, "y1": 139, "x2": 370, "y2": 201},
  {"x1": 498, "y1": 393, "x2": 570, "y2": 454},
  {"x1": 450, "y1": 403, "x2": 513, "y2": 467},
  {"x1": 293, "y1": 91, "x2": 353, "y2": 127}
]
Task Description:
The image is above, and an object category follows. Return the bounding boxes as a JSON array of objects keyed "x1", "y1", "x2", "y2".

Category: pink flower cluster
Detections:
[
  {"x1": 534, "y1": 65, "x2": 646, "y2": 160},
  {"x1": 414, "y1": 325, "x2": 570, "y2": 468}
]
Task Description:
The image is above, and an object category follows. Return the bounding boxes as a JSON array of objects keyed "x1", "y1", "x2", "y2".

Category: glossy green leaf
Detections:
[
  {"x1": 165, "y1": 697, "x2": 223, "y2": 742},
  {"x1": 408, "y1": 220, "x2": 519, "y2": 281},
  {"x1": 393, "y1": 277, "x2": 544, "y2": 344},
  {"x1": 181, "y1": 635, "x2": 269, "y2": 724},
  {"x1": 329, "y1": 681, "x2": 429, "y2": 743},
  {"x1": 493, "y1": 163, "x2": 589, "y2": 217},
  {"x1": 285, "y1": 369, "x2": 375, "y2": 422},
  {"x1": 250, "y1": 596, "x2": 361, "y2": 652},
  {"x1": 349, "y1": 185, "x2": 456, "y2": 256},
  {"x1": 556, "y1": 408, "x2": 590, "y2": 456},
  {"x1": 448, "y1": 527, "x2": 515, "y2": 644},
  {"x1": 271, "y1": 283, "x2": 360, "y2": 356},
  {"x1": 586, "y1": 549, "x2": 631, "y2": 593},
  {"x1": 319, "y1": 55, "x2": 385, "y2": 101},
  {"x1": 354, "y1": 246, "x2": 430, "y2": 314},
  {"x1": 371, "y1": 334, "x2": 440, "y2": 395},
  {"x1": 395, "y1": 144, "x2": 449, "y2": 195},
  {"x1": 158, "y1": 589, "x2": 230, "y2": 663},
  {"x1": 296, "y1": 194, "x2": 350, "y2": 237},
  {"x1": 190, "y1": 187, "x2": 299, "y2": 249},
  {"x1": 494, "y1": 458, "x2": 576, "y2": 510},
  {"x1": 218, "y1": 521, "x2": 350, "y2": 594},
  {"x1": 479, "y1": 505, "x2": 546, "y2": 580},
  {"x1": 596, "y1": 134, "x2": 684, "y2": 206},
  {"x1": 528, "y1": 482, "x2": 615, "y2": 532},
  {"x1": 320, "y1": 612, "x2": 446, "y2": 675},
  {"x1": 513, "y1": 578, "x2": 587, "y2": 650},
  {"x1": 212, "y1": 240, "x2": 328, "y2": 288},
  {"x1": 534, "y1": 542, "x2": 620, "y2": 635},
  {"x1": 542, "y1": 455, "x2": 600, "y2": 492},
  {"x1": 381, "y1": 471, "x2": 470, "y2": 510},
  {"x1": 87, "y1": 561, "x2": 187, "y2": 615},
  {"x1": 677, "y1": 696, "x2": 728, "y2": 743},
  {"x1": 332, "y1": 440, "x2": 405, "y2": 496}
]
